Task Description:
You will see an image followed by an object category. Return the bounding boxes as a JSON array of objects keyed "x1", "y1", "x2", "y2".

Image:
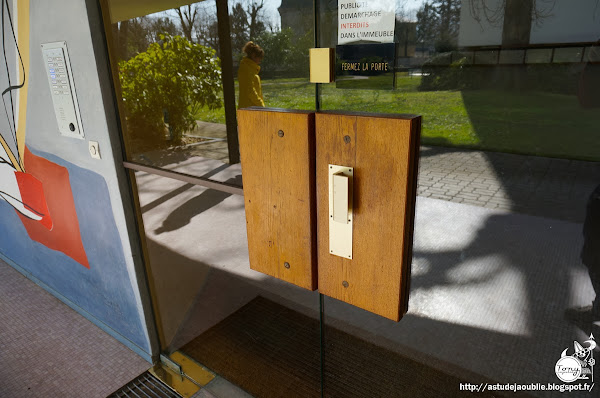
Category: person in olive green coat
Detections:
[{"x1": 238, "y1": 41, "x2": 265, "y2": 108}]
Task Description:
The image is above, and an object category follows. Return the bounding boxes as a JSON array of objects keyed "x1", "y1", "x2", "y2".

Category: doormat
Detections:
[{"x1": 181, "y1": 296, "x2": 510, "y2": 398}]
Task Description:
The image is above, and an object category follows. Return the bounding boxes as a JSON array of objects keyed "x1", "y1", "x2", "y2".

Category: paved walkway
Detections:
[
  {"x1": 417, "y1": 146, "x2": 600, "y2": 223},
  {"x1": 137, "y1": 126, "x2": 600, "y2": 223}
]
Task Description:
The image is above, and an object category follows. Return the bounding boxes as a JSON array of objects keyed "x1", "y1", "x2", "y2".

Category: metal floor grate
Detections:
[{"x1": 107, "y1": 371, "x2": 182, "y2": 398}]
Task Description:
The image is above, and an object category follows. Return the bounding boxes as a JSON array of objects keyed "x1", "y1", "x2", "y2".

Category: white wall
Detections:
[
  {"x1": 459, "y1": 0, "x2": 600, "y2": 47},
  {"x1": 458, "y1": 0, "x2": 504, "y2": 47},
  {"x1": 530, "y1": 0, "x2": 600, "y2": 44}
]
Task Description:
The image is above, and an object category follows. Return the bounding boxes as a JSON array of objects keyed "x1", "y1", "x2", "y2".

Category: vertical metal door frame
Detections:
[{"x1": 216, "y1": 0, "x2": 240, "y2": 164}]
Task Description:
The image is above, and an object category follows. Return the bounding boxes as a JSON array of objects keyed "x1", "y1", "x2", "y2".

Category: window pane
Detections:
[
  {"x1": 319, "y1": 1, "x2": 600, "y2": 395},
  {"x1": 553, "y1": 47, "x2": 584, "y2": 63},
  {"x1": 106, "y1": 1, "x2": 238, "y2": 183}
]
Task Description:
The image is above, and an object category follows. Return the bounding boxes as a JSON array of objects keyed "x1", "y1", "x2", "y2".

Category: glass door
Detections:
[
  {"x1": 318, "y1": 1, "x2": 600, "y2": 397},
  {"x1": 101, "y1": 0, "x2": 600, "y2": 396},
  {"x1": 101, "y1": 0, "x2": 323, "y2": 396}
]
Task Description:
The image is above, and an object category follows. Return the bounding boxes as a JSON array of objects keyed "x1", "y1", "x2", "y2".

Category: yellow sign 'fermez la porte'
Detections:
[
  {"x1": 340, "y1": 62, "x2": 390, "y2": 72},
  {"x1": 309, "y1": 48, "x2": 335, "y2": 83}
]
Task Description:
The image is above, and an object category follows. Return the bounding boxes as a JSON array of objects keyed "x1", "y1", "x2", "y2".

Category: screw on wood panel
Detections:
[
  {"x1": 284, "y1": 262, "x2": 290, "y2": 269},
  {"x1": 342, "y1": 281, "x2": 349, "y2": 288},
  {"x1": 343, "y1": 135, "x2": 351, "y2": 144},
  {"x1": 278, "y1": 130, "x2": 284, "y2": 137}
]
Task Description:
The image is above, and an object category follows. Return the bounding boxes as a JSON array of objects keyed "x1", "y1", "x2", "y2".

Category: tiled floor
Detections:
[{"x1": 0, "y1": 258, "x2": 150, "y2": 398}]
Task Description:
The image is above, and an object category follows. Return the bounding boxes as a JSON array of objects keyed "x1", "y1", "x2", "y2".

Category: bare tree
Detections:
[
  {"x1": 195, "y1": 5, "x2": 220, "y2": 53},
  {"x1": 245, "y1": 0, "x2": 266, "y2": 41},
  {"x1": 230, "y1": 2, "x2": 249, "y2": 54},
  {"x1": 396, "y1": 0, "x2": 416, "y2": 57},
  {"x1": 148, "y1": 17, "x2": 179, "y2": 42},
  {"x1": 174, "y1": 5, "x2": 199, "y2": 42}
]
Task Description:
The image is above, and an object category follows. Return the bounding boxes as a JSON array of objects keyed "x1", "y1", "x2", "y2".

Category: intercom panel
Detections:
[{"x1": 41, "y1": 42, "x2": 84, "y2": 139}]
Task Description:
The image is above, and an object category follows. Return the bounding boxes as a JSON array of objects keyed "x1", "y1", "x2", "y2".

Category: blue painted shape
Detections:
[{"x1": 0, "y1": 148, "x2": 150, "y2": 353}]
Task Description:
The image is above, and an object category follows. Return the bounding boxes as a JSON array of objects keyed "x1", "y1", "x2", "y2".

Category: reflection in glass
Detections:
[
  {"x1": 473, "y1": 49, "x2": 498, "y2": 65},
  {"x1": 249, "y1": 0, "x2": 314, "y2": 111},
  {"x1": 319, "y1": 0, "x2": 600, "y2": 396},
  {"x1": 499, "y1": 49, "x2": 525, "y2": 64},
  {"x1": 105, "y1": 1, "x2": 322, "y2": 397},
  {"x1": 525, "y1": 48, "x2": 553, "y2": 63},
  {"x1": 108, "y1": 1, "x2": 234, "y2": 174},
  {"x1": 319, "y1": 0, "x2": 600, "y2": 161},
  {"x1": 584, "y1": 44, "x2": 600, "y2": 62},
  {"x1": 454, "y1": 50, "x2": 474, "y2": 64},
  {"x1": 102, "y1": 0, "x2": 600, "y2": 395},
  {"x1": 107, "y1": 0, "x2": 318, "y2": 181},
  {"x1": 553, "y1": 47, "x2": 584, "y2": 63}
]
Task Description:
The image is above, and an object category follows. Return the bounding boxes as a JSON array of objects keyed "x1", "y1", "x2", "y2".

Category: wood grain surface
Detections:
[
  {"x1": 316, "y1": 112, "x2": 421, "y2": 320},
  {"x1": 238, "y1": 108, "x2": 317, "y2": 290}
]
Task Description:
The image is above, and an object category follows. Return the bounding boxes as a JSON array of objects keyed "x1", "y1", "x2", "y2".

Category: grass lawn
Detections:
[{"x1": 194, "y1": 74, "x2": 600, "y2": 161}]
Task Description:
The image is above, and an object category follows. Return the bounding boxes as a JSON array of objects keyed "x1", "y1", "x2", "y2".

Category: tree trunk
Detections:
[
  {"x1": 500, "y1": 0, "x2": 534, "y2": 91},
  {"x1": 502, "y1": 0, "x2": 533, "y2": 46},
  {"x1": 119, "y1": 20, "x2": 129, "y2": 60}
]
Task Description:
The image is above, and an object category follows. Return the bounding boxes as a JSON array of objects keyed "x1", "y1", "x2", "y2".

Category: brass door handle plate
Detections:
[{"x1": 329, "y1": 164, "x2": 353, "y2": 259}]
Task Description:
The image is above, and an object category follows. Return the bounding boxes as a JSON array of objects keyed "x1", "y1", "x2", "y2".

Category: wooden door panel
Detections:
[
  {"x1": 316, "y1": 112, "x2": 420, "y2": 320},
  {"x1": 238, "y1": 108, "x2": 317, "y2": 290}
]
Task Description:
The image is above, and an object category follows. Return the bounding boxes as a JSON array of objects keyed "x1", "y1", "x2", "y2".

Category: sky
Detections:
[
  {"x1": 258, "y1": 0, "x2": 427, "y2": 26},
  {"x1": 155, "y1": 0, "x2": 428, "y2": 29}
]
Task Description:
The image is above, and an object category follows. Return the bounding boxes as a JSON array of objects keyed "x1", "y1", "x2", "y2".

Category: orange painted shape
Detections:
[
  {"x1": 14, "y1": 171, "x2": 53, "y2": 230},
  {"x1": 17, "y1": 147, "x2": 90, "y2": 269}
]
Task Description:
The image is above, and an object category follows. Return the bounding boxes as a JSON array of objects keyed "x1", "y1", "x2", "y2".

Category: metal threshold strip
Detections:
[
  {"x1": 107, "y1": 371, "x2": 182, "y2": 398},
  {"x1": 108, "y1": 352, "x2": 216, "y2": 398},
  {"x1": 123, "y1": 161, "x2": 244, "y2": 196}
]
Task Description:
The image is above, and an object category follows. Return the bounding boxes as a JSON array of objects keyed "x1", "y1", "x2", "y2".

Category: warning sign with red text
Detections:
[{"x1": 338, "y1": 0, "x2": 395, "y2": 45}]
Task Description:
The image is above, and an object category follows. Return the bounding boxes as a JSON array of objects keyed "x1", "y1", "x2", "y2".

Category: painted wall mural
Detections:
[
  {"x1": 0, "y1": 0, "x2": 88, "y2": 268},
  {"x1": 0, "y1": 0, "x2": 150, "y2": 354},
  {"x1": 2, "y1": 147, "x2": 91, "y2": 268}
]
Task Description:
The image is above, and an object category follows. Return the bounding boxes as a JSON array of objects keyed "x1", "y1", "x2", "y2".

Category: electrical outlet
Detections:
[{"x1": 89, "y1": 141, "x2": 101, "y2": 159}]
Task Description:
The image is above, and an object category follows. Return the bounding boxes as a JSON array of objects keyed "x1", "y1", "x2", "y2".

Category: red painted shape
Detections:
[
  {"x1": 17, "y1": 147, "x2": 90, "y2": 269},
  {"x1": 14, "y1": 171, "x2": 53, "y2": 230}
]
